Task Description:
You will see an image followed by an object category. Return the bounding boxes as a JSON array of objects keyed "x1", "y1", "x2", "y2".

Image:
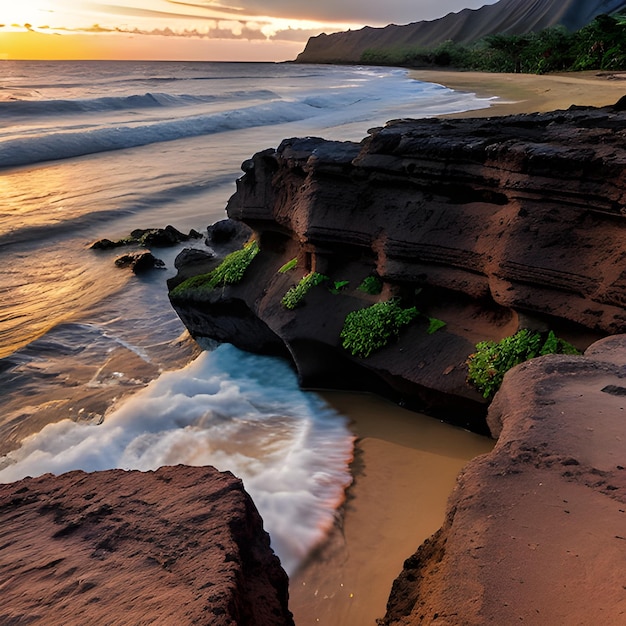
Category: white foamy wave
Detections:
[
  {"x1": 0, "y1": 99, "x2": 313, "y2": 168},
  {"x1": 0, "y1": 345, "x2": 354, "y2": 575}
]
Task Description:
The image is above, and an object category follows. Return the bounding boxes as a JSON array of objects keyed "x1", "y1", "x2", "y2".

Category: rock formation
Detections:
[
  {"x1": 0, "y1": 465, "x2": 293, "y2": 626},
  {"x1": 170, "y1": 103, "x2": 626, "y2": 433},
  {"x1": 380, "y1": 334, "x2": 626, "y2": 625},
  {"x1": 295, "y1": 0, "x2": 626, "y2": 64}
]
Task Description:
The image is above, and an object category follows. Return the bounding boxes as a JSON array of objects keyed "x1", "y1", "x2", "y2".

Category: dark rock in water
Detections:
[
  {"x1": 207, "y1": 218, "x2": 252, "y2": 246},
  {"x1": 115, "y1": 251, "x2": 165, "y2": 273},
  {"x1": 0, "y1": 466, "x2": 294, "y2": 626},
  {"x1": 131, "y1": 225, "x2": 202, "y2": 247},
  {"x1": 92, "y1": 226, "x2": 203, "y2": 251},
  {"x1": 380, "y1": 334, "x2": 626, "y2": 625},
  {"x1": 90, "y1": 237, "x2": 123, "y2": 250},
  {"x1": 174, "y1": 247, "x2": 215, "y2": 270}
]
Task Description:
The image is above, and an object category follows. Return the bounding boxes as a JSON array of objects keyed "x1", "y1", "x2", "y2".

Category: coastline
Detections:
[
  {"x1": 290, "y1": 70, "x2": 626, "y2": 624},
  {"x1": 409, "y1": 69, "x2": 626, "y2": 117}
]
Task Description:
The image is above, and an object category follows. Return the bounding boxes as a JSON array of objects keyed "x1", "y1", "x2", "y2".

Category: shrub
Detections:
[
  {"x1": 467, "y1": 329, "x2": 580, "y2": 399},
  {"x1": 281, "y1": 272, "x2": 328, "y2": 309},
  {"x1": 329, "y1": 280, "x2": 350, "y2": 295},
  {"x1": 358, "y1": 276, "x2": 383, "y2": 295},
  {"x1": 341, "y1": 298, "x2": 418, "y2": 358},
  {"x1": 170, "y1": 240, "x2": 258, "y2": 298}
]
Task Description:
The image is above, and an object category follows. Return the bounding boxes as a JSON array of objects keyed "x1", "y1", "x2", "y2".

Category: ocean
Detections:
[{"x1": 0, "y1": 60, "x2": 492, "y2": 574}]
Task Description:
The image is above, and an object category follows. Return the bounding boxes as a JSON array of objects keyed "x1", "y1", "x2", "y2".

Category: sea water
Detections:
[{"x1": 0, "y1": 60, "x2": 492, "y2": 573}]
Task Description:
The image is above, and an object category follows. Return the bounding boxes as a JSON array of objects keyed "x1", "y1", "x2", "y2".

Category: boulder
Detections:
[
  {"x1": 114, "y1": 251, "x2": 165, "y2": 273},
  {"x1": 0, "y1": 465, "x2": 293, "y2": 626}
]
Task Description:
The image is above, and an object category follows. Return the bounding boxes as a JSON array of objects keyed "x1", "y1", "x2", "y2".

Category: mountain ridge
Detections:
[{"x1": 295, "y1": 0, "x2": 626, "y2": 64}]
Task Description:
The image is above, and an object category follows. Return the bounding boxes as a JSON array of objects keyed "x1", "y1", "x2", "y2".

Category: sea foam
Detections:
[{"x1": 0, "y1": 345, "x2": 355, "y2": 574}]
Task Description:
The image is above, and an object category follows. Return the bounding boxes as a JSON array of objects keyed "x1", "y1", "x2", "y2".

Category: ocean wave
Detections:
[
  {"x1": 0, "y1": 345, "x2": 355, "y2": 575},
  {"x1": 0, "y1": 89, "x2": 278, "y2": 116},
  {"x1": 0, "y1": 99, "x2": 313, "y2": 169}
]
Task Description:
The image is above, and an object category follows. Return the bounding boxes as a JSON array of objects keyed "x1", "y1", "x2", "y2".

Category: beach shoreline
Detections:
[
  {"x1": 410, "y1": 69, "x2": 626, "y2": 117},
  {"x1": 290, "y1": 70, "x2": 626, "y2": 625}
]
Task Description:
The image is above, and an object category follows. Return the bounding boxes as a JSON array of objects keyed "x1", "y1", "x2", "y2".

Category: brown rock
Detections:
[
  {"x1": 380, "y1": 334, "x2": 626, "y2": 625},
  {"x1": 0, "y1": 465, "x2": 293, "y2": 626},
  {"x1": 170, "y1": 105, "x2": 626, "y2": 431}
]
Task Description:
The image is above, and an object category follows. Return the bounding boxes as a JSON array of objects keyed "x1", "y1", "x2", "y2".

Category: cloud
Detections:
[
  {"x1": 50, "y1": 21, "x2": 269, "y2": 41},
  {"x1": 196, "y1": 0, "x2": 501, "y2": 26},
  {"x1": 88, "y1": 1, "x2": 222, "y2": 21},
  {"x1": 271, "y1": 27, "x2": 327, "y2": 43}
]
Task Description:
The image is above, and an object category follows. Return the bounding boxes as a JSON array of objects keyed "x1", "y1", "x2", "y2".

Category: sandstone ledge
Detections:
[
  {"x1": 0, "y1": 465, "x2": 293, "y2": 626},
  {"x1": 170, "y1": 105, "x2": 626, "y2": 433},
  {"x1": 380, "y1": 334, "x2": 626, "y2": 625}
]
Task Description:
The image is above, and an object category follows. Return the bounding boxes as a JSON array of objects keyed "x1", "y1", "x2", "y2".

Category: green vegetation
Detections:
[
  {"x1": 341, "y1": 298, "x2": 418, "y2": 358},
  {"x1": 281, "y1": 272, "x2": 329, "y2": 309},
  {"x1": 361, "y1": 14, "x2": 626, "y2": 74},
  {"x1": 170, "y1": 240, "x2": 259, "y2": 298},
  {"x1": 278, "y1": 257, "x2": 298, "y2": 273},
  {"x1": 358, "y1": 276, "x2": 383, "y2": 295},
  {"x1": 329, "y1": 280, "x2": 350, "y2": 294},
  {"x1": 467, "y1": 329, "x2": 580, "y2": 399},
  {"x1": 427, "y1": 317, "x2": 446, "y2": 335}
]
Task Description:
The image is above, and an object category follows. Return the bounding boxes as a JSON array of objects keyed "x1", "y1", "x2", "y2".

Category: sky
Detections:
[{"x1": 0, "y1": 0, "x2": 500, "y2": 61}]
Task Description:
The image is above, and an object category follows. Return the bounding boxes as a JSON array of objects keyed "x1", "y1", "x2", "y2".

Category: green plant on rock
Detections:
[
  {"x1": 467, "y1": 329, "x2": 580, "y2": 399},
  {"x1": 278, "y1": 257, "x2": 298, "y2": 273},
  {"x1": 281, "y1": 272, "x2": 328, "y2": 309},
  {"x1": 427, "y1": 317, "x2": 446, "y2": 335},
  {"x1": 341, "y1": 298, "x2": 418, "y2": 358},
  {"x1": 358, "y1": 276, "x2": 383, "y2": 295},
  {"x1": 170, "y1": 240, "x2": 259, "y2": 298},
  {"x1": 329, "y1": 280, "x2": 350, "y2": 295}
]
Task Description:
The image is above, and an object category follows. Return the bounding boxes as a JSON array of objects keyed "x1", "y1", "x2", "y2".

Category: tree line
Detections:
[{"x1": 361, "y1": 13, "x2": 626, "y2": 73}]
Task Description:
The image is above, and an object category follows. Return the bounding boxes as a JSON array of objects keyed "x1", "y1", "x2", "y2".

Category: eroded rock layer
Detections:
[
  {"x1": 380, "y1": 334, "x2": 626, "y2": 625},
  {"x1": 0, "y1": 465, "x2": 293, "y2": 626},
  {"x1": 171, "y1": 104, "x2": 626, "y2": 431}
]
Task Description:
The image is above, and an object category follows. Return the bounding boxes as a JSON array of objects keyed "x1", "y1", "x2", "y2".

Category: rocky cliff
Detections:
[
  {"x1": 380, "y1": 334, "x2": 626, "y2": 625},
  {"x1": 169, "y1": 102, "x2": 626, "y2": 433},
  {"x1": 0, "y1": 465, "x2": 293, "y2": 625},
  {"x1": 295, "y1": 0, "x2": 626, "y2": 64}
]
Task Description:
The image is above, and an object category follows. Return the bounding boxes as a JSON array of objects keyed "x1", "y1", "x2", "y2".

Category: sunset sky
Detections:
[{"x1": 0, "y1": 0, "x2": 500, "y2": 61}]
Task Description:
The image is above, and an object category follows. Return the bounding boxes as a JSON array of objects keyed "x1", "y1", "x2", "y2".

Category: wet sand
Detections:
[
  {"x1": 289, "y1": 70, "x2": 626, "y2": 625},
  {"x1": 289, "y1": 393, "x2": 493, "y2": 625}
]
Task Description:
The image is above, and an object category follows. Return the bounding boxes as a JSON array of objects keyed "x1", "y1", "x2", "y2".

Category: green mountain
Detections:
[{"x1": 295, "y1": 0, "x2": 626, "y2": 64}]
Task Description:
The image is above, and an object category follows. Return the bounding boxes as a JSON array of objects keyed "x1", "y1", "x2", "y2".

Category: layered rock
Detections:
[
  {"x1": 380, "y1": 334, "x2": 626, "y2": 625},
  {"x1": 295, "y1": 0, "x2": 626, "y2": 64},
  {"x1": 0, "y1": 465, "x2": 293, "y2": 626},
  {"x1": 170, "y1": 104, "x2": 626, "y2": 432}
]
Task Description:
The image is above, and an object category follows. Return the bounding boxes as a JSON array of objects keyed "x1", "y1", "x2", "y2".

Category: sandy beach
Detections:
[
  {"x1": 290, "y1": 70, "x2": 626, "y2": 625},
  {"x1": 410, "y1": 69, "x2": 626, "y2": 117}
]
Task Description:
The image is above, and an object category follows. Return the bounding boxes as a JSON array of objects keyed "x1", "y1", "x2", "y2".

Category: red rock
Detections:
[
  {"x1": 380, "y1": 335, "x2": 626, "y2": 625},
  {"x1": 0, "y1": 465, "x2": 293, "y2": 626}
]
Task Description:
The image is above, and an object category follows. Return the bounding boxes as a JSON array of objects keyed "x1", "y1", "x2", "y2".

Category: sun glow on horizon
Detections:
[{"x1": 0, "y1": 0, "x2": 364, "y2": 61}]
